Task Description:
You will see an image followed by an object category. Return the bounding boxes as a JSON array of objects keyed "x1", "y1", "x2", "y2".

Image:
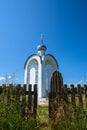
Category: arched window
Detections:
[{"x1": 27, "y1": 59, "x2": 38, "y2": 85}]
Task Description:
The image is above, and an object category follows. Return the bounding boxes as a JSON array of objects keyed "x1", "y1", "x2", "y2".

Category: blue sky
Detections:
[{"x1": 0, "y1": 0, "x2": 87, "y2": 85}]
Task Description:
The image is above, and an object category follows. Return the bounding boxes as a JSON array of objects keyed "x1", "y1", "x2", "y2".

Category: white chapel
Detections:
[{"x1": 24, "y1": 36, "x2": 58, "y2": 98}]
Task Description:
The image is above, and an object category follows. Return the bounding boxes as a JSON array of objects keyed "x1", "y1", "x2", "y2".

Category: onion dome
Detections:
[{"x1": 37, "y1": 44, "x2": 47, "y2": 51}]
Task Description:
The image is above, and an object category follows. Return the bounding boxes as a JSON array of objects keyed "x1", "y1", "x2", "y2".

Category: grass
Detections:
[{"x1": 37, "y1": 105, "x2": 49, "y2": 128}]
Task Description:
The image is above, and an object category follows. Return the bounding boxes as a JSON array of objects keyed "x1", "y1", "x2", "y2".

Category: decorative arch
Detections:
[{"x1": 45, "y1": 60, "x2": 55, "y2": 92}]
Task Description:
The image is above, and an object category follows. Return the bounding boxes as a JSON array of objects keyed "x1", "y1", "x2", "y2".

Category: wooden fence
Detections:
[
  {"x1": 0, "y1": 71, "x2": 87, "y2": 122},
  {"x1": 49, "y1": 71, "x2": 87, "y2": 121},
  {"x1": 0, "y1": 84, "x2": 37, "y2": 120}
]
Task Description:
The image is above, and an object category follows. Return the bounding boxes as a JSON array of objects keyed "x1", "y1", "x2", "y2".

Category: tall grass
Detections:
[
  {"x1": 0, "y1": 97, "x2": 35, "y2": 130},
  {"x1": 51, "y1": 105, "x2": 87, "y2": 130}
]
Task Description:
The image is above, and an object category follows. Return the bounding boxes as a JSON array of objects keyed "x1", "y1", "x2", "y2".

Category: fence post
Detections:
[
  {"x1": 17, "y1": 84, "x2": 21, "y2": 102},
  {"x1": 64, "y1": 84, "x2": 68, "y2": 104},
  {"x1": 84, "y1": 84, "x2": 87, "y2": 107},
  {"x1": 33, "y1": 84, "x2": 37, "y2": 120},
  {"x1": 7, "y1": 85, "x2": 11, "y2": 105},
  {"x1": 77, "y1": 84, "x2": 83, "y2": 107},
  {"x1": 21, "y1": 84, "x2": 26, "y2": 116},
  {"x1": 28, "y1": 84, "x2": 32, "y2": 113},
  {"x1": 70, "y1": 84, "x2": 76, "y2": 106},
  {"x1": 2, "y1": 84, "x2": 6, "y2": 102},
  {"x1": 9, "y1": 84, "x2": 14, "y2": 104},
  {"x1": 0, "y1": 86, "x2": 3, "y2": 101},
  {"x1": 16, "y1": 84, "x2": 21, "y2": 102},
  {"x1": 59, "y1": 73, "x2": 63, "y2": 93}
]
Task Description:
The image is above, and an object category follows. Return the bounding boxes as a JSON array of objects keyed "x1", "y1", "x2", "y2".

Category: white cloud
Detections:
[
  {"x1": 8, "y1": 76, "x2": 11, "y2": 79},
  {"x1": 0, "y1": 77, "x2": 5, "y2": 81},
  {"x1": 0, "y1": 75, "x2": 11, "y2": 81}
]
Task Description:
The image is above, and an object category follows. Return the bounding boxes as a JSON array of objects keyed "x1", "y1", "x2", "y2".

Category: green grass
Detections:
[
  {"x1": 35, "y1": 104, "x2": 52, "y2": 130},
  {"x1": 37, "y1": 105, "x2": 49, "y2": 126}
]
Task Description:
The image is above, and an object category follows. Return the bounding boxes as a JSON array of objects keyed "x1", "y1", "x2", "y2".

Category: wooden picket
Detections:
[{"x1": 49, "y1": 71, "x2": 65, "y2": 121}]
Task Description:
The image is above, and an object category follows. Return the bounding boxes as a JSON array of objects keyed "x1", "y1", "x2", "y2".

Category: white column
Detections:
[
  {"x1": 38, "y1": 63, "x2": 42, "y2": 98},
  {"x1": 24, "y1": 68, "x2": 27, "y2": 84},
  {"x1": 42, "y1": 64, "x2": 46, "y2": 97}
]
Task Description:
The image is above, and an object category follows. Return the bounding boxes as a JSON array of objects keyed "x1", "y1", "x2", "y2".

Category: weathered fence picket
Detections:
[
  {"x1": 33, "y1": 84, "x2": 37, "y2": 119},
  {"x1": 70, "y1": 84, "x2": 76, "y2": 106},
  {"x1": 77, "y1": 84, "x2": 83, "y2": 107},
  {"x1": 84, "y1": 84, "x2": 87, "y2": 107},
  {"x1": 28, "y1": 84, "x2": 32, "y2": 112},
  {"x1": 49, "y1": 71, "x2": 66, "y2": 121}
]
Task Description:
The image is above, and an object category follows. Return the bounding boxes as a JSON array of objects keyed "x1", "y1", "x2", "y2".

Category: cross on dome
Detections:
[
  {"x1": 40, "y1": 34, "x2": 44, "y2": 44},
  {"x1": 37, "y1": 34, "x2": 47, "y2": 54}
]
